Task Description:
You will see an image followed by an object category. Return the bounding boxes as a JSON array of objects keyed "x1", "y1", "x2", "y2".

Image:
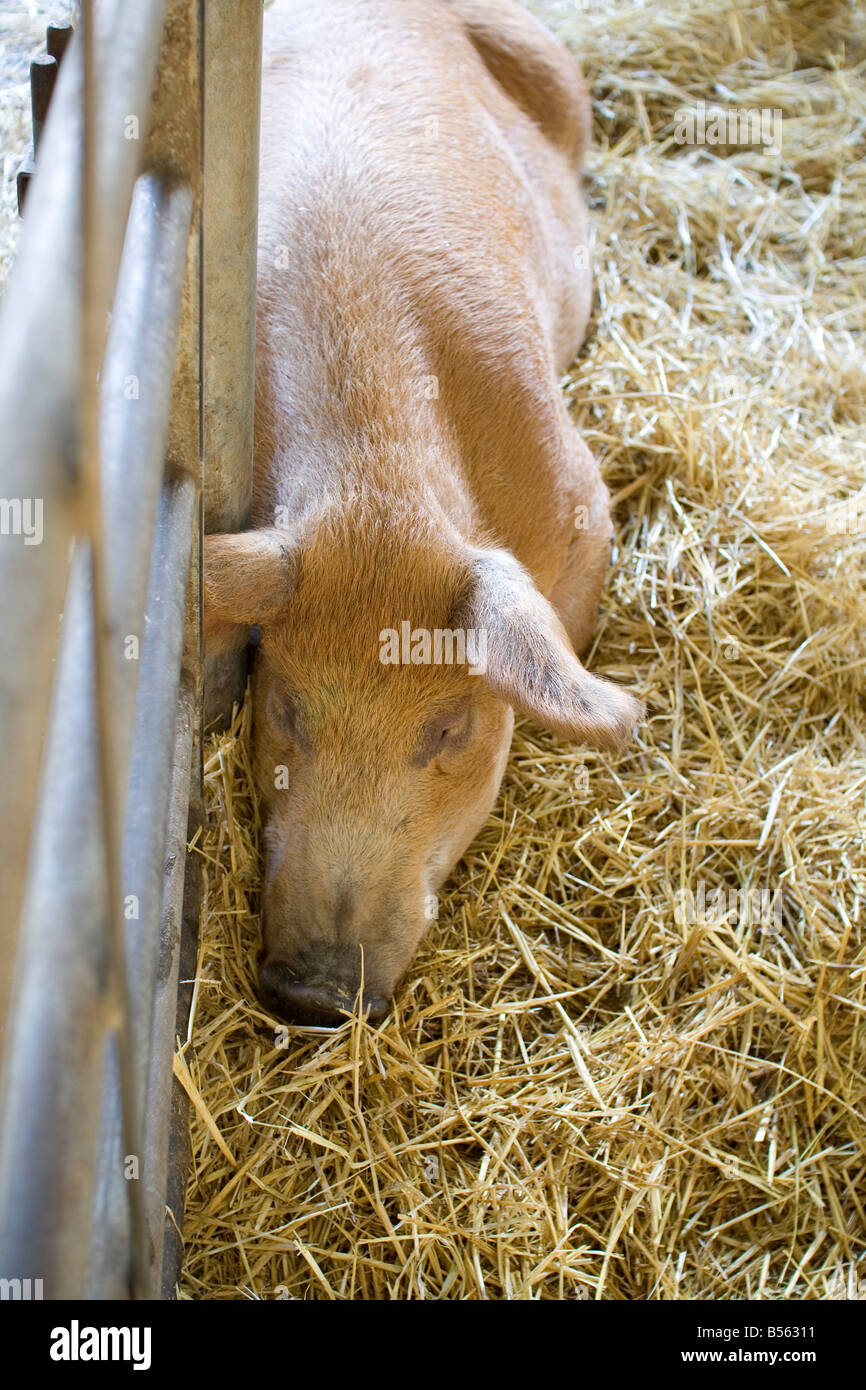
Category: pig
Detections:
[{"x1": 203, "y1": 0, "x2": 643, "y2": 1026}]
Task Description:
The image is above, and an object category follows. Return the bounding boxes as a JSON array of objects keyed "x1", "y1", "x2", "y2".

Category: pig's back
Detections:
[{"x1": 253, "y1": 0, "x2": 591, "y2": 591}]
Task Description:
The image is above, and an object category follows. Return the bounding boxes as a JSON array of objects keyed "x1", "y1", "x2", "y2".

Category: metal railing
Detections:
[{"x1": 0, "y1": 0, "x2": 262, "y2": 1299}]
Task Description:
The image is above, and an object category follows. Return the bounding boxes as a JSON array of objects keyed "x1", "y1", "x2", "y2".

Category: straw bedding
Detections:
[
  {"x1": 178, "y1": 0, "x2": 865, "y2": 1300},
  {"x1": 4, "y1": 0, "x2": 858, "y2": 1301}
]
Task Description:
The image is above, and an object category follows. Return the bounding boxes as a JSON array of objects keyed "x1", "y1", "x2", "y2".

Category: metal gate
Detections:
[{"x1": 0, "y1": 0, "x2": 262, "y2": 1298}]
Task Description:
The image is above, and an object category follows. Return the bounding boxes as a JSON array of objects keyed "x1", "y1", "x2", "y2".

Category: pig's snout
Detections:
[{"x1": 258, "y1": 954, "x2": 390, "y2": 1028}]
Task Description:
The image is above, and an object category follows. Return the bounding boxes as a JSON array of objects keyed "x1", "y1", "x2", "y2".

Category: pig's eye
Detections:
[{"x1": 412, "y1": 700, "x2": 473, "y2": 767}]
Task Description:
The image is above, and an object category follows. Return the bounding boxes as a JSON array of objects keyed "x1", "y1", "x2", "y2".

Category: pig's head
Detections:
[{"x1": 204, "y1": 513, "x2": 641, "y2": 1027}]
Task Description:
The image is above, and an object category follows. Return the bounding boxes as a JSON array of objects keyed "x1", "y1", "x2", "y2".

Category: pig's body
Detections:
[
  {"x1": 255, "y1": 0, "x2": 595, "y2": 620},
  {"x1": 205, "y1": 0, "x2": 641, "y2": 1025}
]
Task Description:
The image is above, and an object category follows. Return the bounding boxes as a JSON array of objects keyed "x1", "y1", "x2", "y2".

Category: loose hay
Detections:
[{"x1": 179, "y1": 0, "x2": 866, "y2": 1300}]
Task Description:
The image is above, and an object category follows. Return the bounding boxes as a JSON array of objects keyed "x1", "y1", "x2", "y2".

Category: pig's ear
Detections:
[
  {"x1": 453, "y1": 549, "x2": 643, "y2": 748},
  {"x1": 203, "y1": 528, "x2": 300, "y2": 634}
]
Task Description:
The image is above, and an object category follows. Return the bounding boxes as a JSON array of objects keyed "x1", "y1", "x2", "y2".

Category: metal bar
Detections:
[
  {"x1": 143, "y1": 679, "x2": 196, "y2": 1293},
  {"x1": 47, "y1": 21, "x2": 75, "y2": 66},
  {"x1": 101, "y1": 173, "x2": 193, "y2": 782},
  {"x1": 87, "y1": 471, "x2": 198, "y2": 1298},
  {"x1": 79, "y1": 0, "x2": 205, "y2": 1298},
  {"x1": 0, "y1": 548, "x2": 110, "y2": 1297},
  {"x1": 202, "y1": 0, "x2": 262, "y2": 728},
  {"x1": 16, "y1": 156, "x2": 35, "y2": 215},
  {"x1": 0, "y1": 0, "x2": 168, "y2": 1067},
  {"x1": 80, "y1": 0, "x2": 150, "y2": 1299},
  {"x1": 159, "y1": 570, "x2": 205, "y2": 1298},
  {"x1": 146, "y1": 0, "x2": 203, "y2": 496},
  {"x1": 158, "y1": 522, "x2": 205, "y2": 1297},
  {"x1": 137, "y1": 0, "x2": 206, "y2": 1299},
  {"x1": 30, "y1": 54, "x2": 58, "y2": 150}
]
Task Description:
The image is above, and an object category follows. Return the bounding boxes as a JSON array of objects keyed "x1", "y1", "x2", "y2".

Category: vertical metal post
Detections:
[
  {"x1": 86, "y1": 0, "x2": 205, "y2": 1299},
  {"x1": 47, "y1": 22, "x2": 75, "y2": 65},
  {"x1": 143, "y1": 682, "x2": 197, "y2": 1294},
  {"x1": 80, "y1": 0, "x2": 152, "y2": 1300},
  {"x1": 154, "y1": 0, "x2": 265, "y2": 1296},
  {"x1": 202, "y1": 0, "x2": 262, "y2": 729},
  {"x1": 30, "y1": 55, "x2": 58, "y2": 150}
]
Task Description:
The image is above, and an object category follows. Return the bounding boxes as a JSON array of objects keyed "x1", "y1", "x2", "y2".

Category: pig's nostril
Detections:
[
  {"x1": 275, "y1": 983, "x2": 389, "y2": 1028},
  {"x1": 258, "y1": 963, "x2": 389, "y2": 1028},
  {"x1": 278, "y1": 983, "x2": 351, "y2": 1027},
  {"x1": 363, "y1": 993, "x2": 389, "y2": 1025}
]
